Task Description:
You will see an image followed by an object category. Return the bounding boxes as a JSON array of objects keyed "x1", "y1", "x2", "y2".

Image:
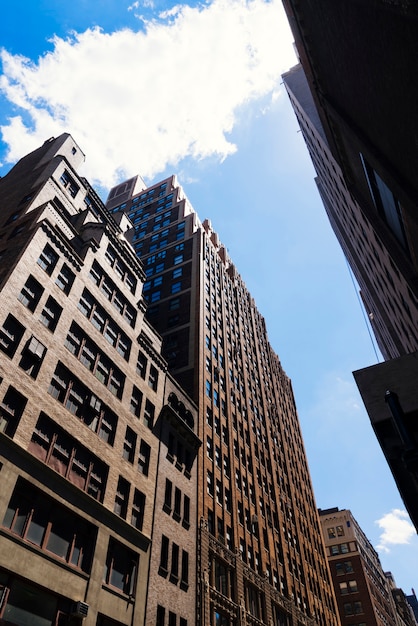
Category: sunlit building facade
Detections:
[
  {"x1": 106, "y1": 175, "x2": 341, "y2": 626},
  {"x1": 319, "y1": 508, "x2": 418, "y2": 626},
  {"x1": 0, "y1": 134, "x2": 200, "y2": 626}
]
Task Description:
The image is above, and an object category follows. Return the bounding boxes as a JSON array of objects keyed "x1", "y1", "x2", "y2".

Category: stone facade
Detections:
[{"x1": 0, "y1": 134, "x2": 199, "y2": 626}]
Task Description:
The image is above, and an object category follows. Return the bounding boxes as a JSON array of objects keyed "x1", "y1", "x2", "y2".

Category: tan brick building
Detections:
[
  {"x1": 106, "y1": 174, "x2": 341, "y2": 626},
  {"x1": 0, "y1": 134, "x2": 199, "y2": 626}
]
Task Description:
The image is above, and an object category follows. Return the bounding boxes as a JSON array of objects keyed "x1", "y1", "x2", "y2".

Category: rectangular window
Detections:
[
  {"x1": 144, "y1": 400, "x2": 155, "y2": 429},
  {"x1": 160, "y1": 535, "x2": 169, "y2": 574},
  {"x1": 171, "y1": 282, "x2": 181, "y2": 294},
  {"x1": 169, "y1": 297, "x2": 180, "y2": 311},
  {"x1": 37, "y1": 244, "x2": 58, "y2": 275},
  {"x1": 123, "y1": 426, "x2": 137, "y2": 463},
  {"x1": 131, "y1": 489, "x2": 145, "y2": 531},
  {"x1": 0, "y1": 387, "x2": 27, "y2": 438},
  {"x1": 39, "y1": 296, "x2": 62, "y2": 331},
  {"x1": 148, "y1": 365, "x2": 158, "y2": 391},
  {"x1": 104, "y1": 538, "x2": 138, "y2": 596},
  {"x1": 0, "y1": 314, "x2": 25, "y2": 358},
  {"x1": 181, "y1": 550, "x2": 189, "y2": 589},
  {"x1": 157, "y1": 606, "x2": 165, "y2": 626},
  {"x1": 136, "y1": 352, "x2": 148, "y2": 380},
  {"x1": 114, "y1": 476, "x2": 130, "y2": 519},
  {"x1": 183, "y1": 496, "x2": 190, "y2": 529},
  {"x1": 164, "y1": 479, "x2": 173, "y2": 513},
  {"x1": 138, "y1": 440, "x2": 151, "y2": 475},
  {"x1": 130, "y1": 386, "x2": 143, "y2": 417},
  {"x1": 3, "y1": 478, "x2": 96, "y2": 572},
  {"x1": 170, "y1": 543, "x2": 179, "y2": 582},
  {"x1": 18, "y1": 275, "x2": 44, "y2": 312},
  {"x1": 207, "y1": 471, "x2": 214, "y2": 496}
]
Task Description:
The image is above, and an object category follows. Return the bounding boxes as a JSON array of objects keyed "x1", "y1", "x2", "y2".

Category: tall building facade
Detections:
[
  {"x1": 280, "y1": 3, "x2": 418, "y2": 531},
  {"x1": 280, "y1": 1, "x2": 418, "y2": 361},
  {"x1": 282, "y1": 64, "x2": 418, "y2": 361},
  {"x1": 0, "y1": 134, "x2": 200, "y2": 626},
  {"x1": 319, "y1": 508, "x2": 418, "y2": 626},
  {"x1": 106, "y1": 176, "x2": 341, "y2": 626}
]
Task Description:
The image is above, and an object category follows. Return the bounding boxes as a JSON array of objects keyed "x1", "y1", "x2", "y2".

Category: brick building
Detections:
[
  {"x1": 0, "y1": 134, "x2": 199, "y2": 626},
  {"x1": 319, "y1": 508, "x2": 417, "y2": 626},
  {"x1": 106, "y1": 174, "x2": 341, "y2": 626}
]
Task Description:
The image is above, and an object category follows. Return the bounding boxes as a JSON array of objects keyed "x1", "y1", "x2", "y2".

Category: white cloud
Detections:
[
  {"x1": 0, "y1": 0, "x2": 296, "y2": 189},
  {"x1": 375, "y1": 509, "x2": 415, "y2": 553}
]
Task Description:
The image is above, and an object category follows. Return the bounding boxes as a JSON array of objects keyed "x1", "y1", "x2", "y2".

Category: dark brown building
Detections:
[
  {"x1": 319, "y1": 508, "x2": 417, "y2": 626},
  {"x1": 281, "y1": 1, "x2": 418, "y2": 361},
  {"x1": 0, "y1": 134, "x2": 200, "y2": 626},
  {"x1": 280, "y1": 1, "x2": 418, "y2": 538},
  {"x1": 354, "y1": 353, "x2": 418, "y2": 533},
  {"x1": 106, "y1": 176, "x2": 341, "y2": 626}
]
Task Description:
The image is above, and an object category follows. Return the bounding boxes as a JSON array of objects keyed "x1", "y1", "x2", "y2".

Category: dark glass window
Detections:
[
  {"x1": 3, "y1": 478, "x2": 96, "y2": 572},
  {"x1": 18, "y1": 275, "x2": 44, "y2": 311},
  {"x1": 104, "y1": 538, "x2": 139, "y2": 595},
  {"x1": 37, "y1": 244, "x2": 58, "y2": 275}
]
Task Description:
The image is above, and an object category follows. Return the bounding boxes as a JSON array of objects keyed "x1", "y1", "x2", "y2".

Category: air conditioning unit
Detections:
[{"x1": 71, "y1": 601, "x2": 89, "y2": 619}]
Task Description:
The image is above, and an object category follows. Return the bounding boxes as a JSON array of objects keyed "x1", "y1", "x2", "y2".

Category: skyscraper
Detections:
[
  {"x1": 0, "y1": 133, "x2": 340, "y2": 626},
  {"x1": 106, "y1": 175, "x2": 341, "y2": 625},
  {"x1": 0, "y1": 134, "x2": 200, "y2": 626},
  {"x1": 280, "y1": 2, "x2": 418, "y2": 360},
  {"x1": 279, "y1": 2, "x2": 418, "y2": 531}
]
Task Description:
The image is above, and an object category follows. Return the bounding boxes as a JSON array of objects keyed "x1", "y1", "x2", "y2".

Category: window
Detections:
[
  {"x1": 340, "y1": 582, "x2": 348, "y2": 595},
  {"x1": 138, "y1": 440, "x2": 151, "y2": 475},
  {"x1": 60, "y1": 169, "x2": 79, "y2": 197},
  {"x1": 170, "y1": 543, "x2": 179, "y2": 582},
  {"x1": 29, "y1": 413, "x2": 108, "y2": 501},
  {"x1": 183, "y1": 496, "x2": 190, "y2": 529},
  {"x1": 169, "y1": 297, "x2": 180, "y2": 310},
  {"x1": 131, "y1": 489, "x2": 145, "y2": 531},
  {"x1": 55, "y1": 263, "x2": 75, "y2": 294},
  {"x1": 149, "y1": 365, "x2": 159, "y2": 391},
  {"x1": 130, "y1": 386, "x2": 143, "y2": 417},
  {"x1": 19, "y1": 336, "x2": 46, "y2": 378},
  {"x1": 18, "y1": 275, "x2": 44, "y2": 311},
  {"x1": 3, "y1": 479, "x2": 96, "y2": 572},
  {"x1": 144, "y1": 400, "x2": 155, "y2": 428},
  {"x1": 173, "y1": 254, "x2": 183, "y2": 265},
  {"x1": 157, "y1": 606, "x2": 165, "y2": 626},
  {"x1": 160, "y1": 535, "x2": 169, "y2": 574},
  {"x1": 37, "y1": 245, "x2": 58, "y2": 275},
  {"x1": 173, "y1": 487, "x2": 181, "y2": 521},
  {"x1": 0, "y1": 387, "x2": 27, "y2": 437},
  {"x1": 353, "y1": 602, "x2": 363, "y2": 614},
  {"x1": 0, "y1": 314, "x2": 25, "y2": 358},
  {"x1": 171, "y1": 282, "x2": 181, "y2": 294},
  {"x1": 164, "y1": 479, "x2": 173, "y2": 513},
  {"x1": 114, "y1": 476, "x2": 130, "y2": 519},
  {"x1": 39, "y1": 296, "x2": 62, "y2": 331},
  {"x1": 104, "y1": 539, "x2": 138, "y2": 596},
  {"x1": 207, "y1": 471, "x2": 214, "y2": 496},
  {"x1": 180, "y1": 550, "x2": 189, "y2": 590},
  {"x1": 123, "y1": 427, "x2": 137, "y2": 463},
  {"x1": 362, "y1": 156, "x2": 408, "y2": 251},
  {"x1": 172, "y1": 267, "x2": 182, "y2": 279}
]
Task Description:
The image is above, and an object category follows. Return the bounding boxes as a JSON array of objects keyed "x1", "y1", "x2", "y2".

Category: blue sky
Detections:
[{"x1": 1, "y1": 0, "x2": 417, "y2": 593}]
